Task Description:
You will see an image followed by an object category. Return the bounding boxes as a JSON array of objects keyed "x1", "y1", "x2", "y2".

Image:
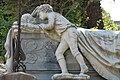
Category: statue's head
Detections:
[
  {"x1": 38, "y1": 4, "x2": 53, "y2": 13},
  {"x1": 31, "y1": 4, "x2": 53, "y2": 20},
  {"x1": 21, "y1": 13, "x2": 35, "y2": 23},
  {"x1": 36, "y1": 4, "x2": 53, "y2": 20}
]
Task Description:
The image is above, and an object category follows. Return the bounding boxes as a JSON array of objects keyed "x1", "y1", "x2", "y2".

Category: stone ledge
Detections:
[{"x1": 51, "y1": 73, "x2": 90, "y2": 80}]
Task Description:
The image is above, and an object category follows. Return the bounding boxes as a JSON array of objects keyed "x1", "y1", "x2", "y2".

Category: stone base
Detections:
[
  {"x1": 1, "y1": 72, "x2": 37, "y2": 80},
  {"x1": 51, "y1": 73, "x2": 90, "y2": 80}
]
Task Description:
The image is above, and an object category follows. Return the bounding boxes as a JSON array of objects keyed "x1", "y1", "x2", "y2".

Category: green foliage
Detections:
[
  {"x1": 56, "y1": 0, "x2": 89, "y2": 26},
  {"x1": 102, "y1": 9, "x2": 119, "y2": 30},
  {"x1": 0, "y1": 1, "x2": 18, "y2": 57}
]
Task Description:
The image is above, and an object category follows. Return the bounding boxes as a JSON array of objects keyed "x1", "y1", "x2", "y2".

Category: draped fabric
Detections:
[
  {"x1": 77, "y1": 28, "x2": 120, "y2": 80},
  {"x1": 4, "y1": 28, "x2": 14, "y2": 73}
]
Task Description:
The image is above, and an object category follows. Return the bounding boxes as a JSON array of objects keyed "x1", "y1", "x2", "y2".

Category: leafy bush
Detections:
[
  {"x1": 0, "y1": 1, "x2": 17, "y2": 58},
  {"x1": 102, "y1": 9, "x2": 120, "y2": 31}
]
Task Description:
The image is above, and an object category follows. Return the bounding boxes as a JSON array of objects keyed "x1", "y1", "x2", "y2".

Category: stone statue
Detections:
[
  {"x1": 4, "y1": 4, "x2": 120, "y2": 80},
  {"x1": 21, "y1": 4, "x2": 89, "y2": 79}
]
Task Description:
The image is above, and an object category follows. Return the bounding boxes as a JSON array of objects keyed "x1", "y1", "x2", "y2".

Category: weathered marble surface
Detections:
[
  {"x1": 52, "y1": 73, "x2": 90, "y2": 80},
  {"x1": 21, "y1": 33, "x2": 59, "y2": 70}
]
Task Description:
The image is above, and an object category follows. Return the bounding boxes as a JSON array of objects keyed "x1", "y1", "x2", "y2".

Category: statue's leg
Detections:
[
  {"x1": 75, "y1": 53, "x2": 88, "y2": 73},
  {"x1": 69, "y1": 41, "x2": 88, "y2": 74},
  {"x1": 66, "y1": 28, "x2": 88, "y2": 74},
  {"x1": 55, "y1": 39, "x2": 69, "y2": 74}
]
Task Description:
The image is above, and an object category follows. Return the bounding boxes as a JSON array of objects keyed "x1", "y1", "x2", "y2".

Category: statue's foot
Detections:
[
  {"x1": 79, "y1": 73, "x2": 90, "y2": 79},
  {"x1": 81, "y1": 65, "x2": 88, "y2": 73}
]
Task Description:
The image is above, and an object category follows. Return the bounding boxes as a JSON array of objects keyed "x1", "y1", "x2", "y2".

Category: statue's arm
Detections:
[
  {"x1": 12, "y1": 13, "x2": 55, "y2": 30},
  {"x1": 38, "y1": 13, "x2": 55, "y2": 30},
  {"x1": 12, "y1": 21, "x2": 40, "y2": 28}
]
